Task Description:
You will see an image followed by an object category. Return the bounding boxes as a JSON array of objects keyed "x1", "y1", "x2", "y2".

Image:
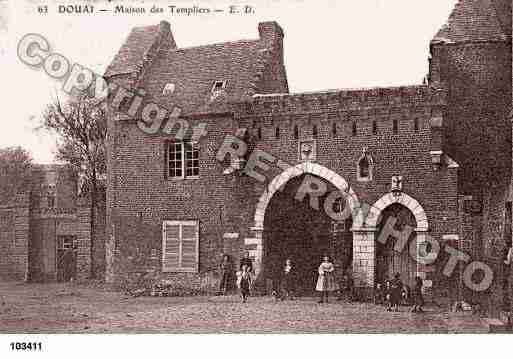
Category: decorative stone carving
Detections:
[
  {"x1": 391, "y1": 175, "x2": 403, "y2": 195},
  {"x1": 298, "y1": 139, "x2": 316, "y2": 162}
]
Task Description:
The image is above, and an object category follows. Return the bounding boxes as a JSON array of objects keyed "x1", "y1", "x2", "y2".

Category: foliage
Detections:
[
  {"x1": 39, "y1": 93, "x2": 107, "y2": 196},
  {"x1": 0, "y1": 146, "x2": 33, "y2": 202}
]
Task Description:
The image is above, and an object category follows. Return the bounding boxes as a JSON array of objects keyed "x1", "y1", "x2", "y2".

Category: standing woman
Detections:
[{"x1": 316, "y1": 255, "x2": 337, "y2": 303}]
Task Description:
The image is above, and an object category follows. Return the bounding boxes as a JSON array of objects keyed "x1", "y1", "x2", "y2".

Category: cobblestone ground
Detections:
[{"x1": 0, "y1": 282, "x2": 489, "y2": 333}]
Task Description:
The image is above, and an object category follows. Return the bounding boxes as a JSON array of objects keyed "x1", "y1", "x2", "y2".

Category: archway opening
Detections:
[
  {"x1": 263, "y1": 174, "x2": 353, "y2": 295},
  {"x1": 376, "y1": 203, "x2": 417, "y2": 287}
]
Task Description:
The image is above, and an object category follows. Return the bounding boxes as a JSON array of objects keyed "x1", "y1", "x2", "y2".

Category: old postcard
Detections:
[{"x1": 0, "y1": 0, "x2": 512, "y2": 355}]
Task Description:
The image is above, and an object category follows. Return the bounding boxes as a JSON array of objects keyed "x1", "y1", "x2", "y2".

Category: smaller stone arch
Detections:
[{"x1": 365, "y1": 192, "x2": 428, "y2": 231}]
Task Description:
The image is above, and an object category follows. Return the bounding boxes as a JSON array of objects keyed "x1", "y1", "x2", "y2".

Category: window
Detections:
[
  {"x1": 275, "y1": 127, "x2": 280, "y2": 139},
  {"x1": 357, "y1": 149, "x2": 374, "y2": 182},
  {"x1": 372, "y1": 120, "x2": 377, "y2": 134},
  {"x1": 352, "y1": 122, "x2": 357, "y2": 136},
  {"x1": 294, "y1": 125, "x2": 299, "y2": 139},
  {"x1": 359, "y1": 157, "x2": 370, "y2": 178},
  {"x1": 211, "y1": 80, "x2": 226, "y2": 93},
  {"x1": 257, "y1": 127, "x2": 262, "y2": 140},
  {"x1": 332, "y1": 197, "x2": 345, "y2": 214},
  {"x1": 393, "y1": 119, "x2": 398, "y2": 134},
  {"x1": 163, "y1": 83, "x2": 175, "y2": 96},
  {"x1": 332, "y1": 122, "x2": 337, "y2": 136},
  {"x1": 162, "y1": 220, "x2": 199, "y2": 273},
  {"x1": 414, "y1": 118, "x2": 419, "y2": 133},
  {"x1": 167, "y1": 141, "x2": 199, "y2": 179},
  {"x1": 312, "y1": 125, "x2": 318, "y2": 139}
]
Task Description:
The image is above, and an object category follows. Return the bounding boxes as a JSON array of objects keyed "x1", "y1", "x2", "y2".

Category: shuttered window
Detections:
[{"x1": 162, "y1": 220, "x2": 199, "y2": 273}]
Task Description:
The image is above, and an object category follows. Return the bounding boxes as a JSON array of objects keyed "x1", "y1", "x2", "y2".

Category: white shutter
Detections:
[
  {"x1": 180, "y1": 221, "x2": 199, "y2": 272},
  {"x1": 162, "y1": 220, "x2": 199, "y2": 273},
  {"x1": 162, "y1": 222, "x2": 180, "y2": 272}
]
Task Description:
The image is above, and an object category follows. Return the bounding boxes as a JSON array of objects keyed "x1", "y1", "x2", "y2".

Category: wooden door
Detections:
[{"x1": 376, "y1": 204, "x2": 417, "y2": 287}]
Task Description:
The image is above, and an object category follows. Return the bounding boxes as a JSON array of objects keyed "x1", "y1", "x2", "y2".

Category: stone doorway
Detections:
[
  {"x1": 375, "y1": 203, "x2": 417, "y2": 287},
  {"x1": 262, "y1": 174, "x2": 354, "y2": 295}
]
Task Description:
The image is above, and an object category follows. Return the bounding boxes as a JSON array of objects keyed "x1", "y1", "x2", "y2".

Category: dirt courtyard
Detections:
[{"x1": 0, "y1": 281, "x2": 491, "y2": 334}]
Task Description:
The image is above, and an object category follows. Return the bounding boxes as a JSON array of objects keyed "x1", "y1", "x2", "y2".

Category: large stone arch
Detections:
[
  {"x1": 246, "y1": 163, "x2": 362, "y2": 284},
  {"x1": 252, "y1": 162, "x2": 362, "y2": 230}
]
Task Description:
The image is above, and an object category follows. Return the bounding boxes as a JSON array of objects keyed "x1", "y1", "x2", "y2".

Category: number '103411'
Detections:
[{"x1": 10, "y1": 342, "x2": 42, "y2": 351}]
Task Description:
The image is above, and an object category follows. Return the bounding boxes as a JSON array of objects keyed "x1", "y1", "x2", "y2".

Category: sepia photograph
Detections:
[{"x1": 0, "y1": 0, "x2": 512, "y2": 356}]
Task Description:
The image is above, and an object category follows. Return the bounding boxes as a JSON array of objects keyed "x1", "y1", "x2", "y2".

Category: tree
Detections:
[
  {"x1": 0, "y1": 146, "x2": 33, "y2": 203},
  {"x1": 39, "y1": 93, "x2": 107, "y2": 279}
]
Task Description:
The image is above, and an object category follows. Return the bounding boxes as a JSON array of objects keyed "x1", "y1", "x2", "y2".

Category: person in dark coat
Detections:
[
  {"x1": 337, "y1": 272, "x2": 355, "y2": 302},
  {"x1": 411, "y1": 276, "x2": 425, "y2": 313},
  {"x1": 390, "y1": 273, "x2": 403, "y2": 312},
  {"x1": 374, "y1": 282, "x2": 385, "y2": 305},
  {"x1": 218, "y1": 254, "x2": 233, "y2": 295},
  {"x1": 280, "y1": 259, "x2": 295, "y2": 300}
]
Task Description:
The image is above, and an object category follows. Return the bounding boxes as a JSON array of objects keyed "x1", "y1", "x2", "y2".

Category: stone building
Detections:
[
  {"x1": 0, "y1": 164, "x2": 105, "y2": 282},
  {"x1": 103, "y1": 0, "x2": 513, "y2": 307},
  {"x1": 103, "y1": 0, "x2": 513, "y2": 310}
]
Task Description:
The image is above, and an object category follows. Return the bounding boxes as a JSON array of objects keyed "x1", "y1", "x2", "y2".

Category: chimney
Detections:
[
  {"x1": 159, "y1": 20, "x2": 177, "y2": 49},
  {"x1": 258, "y1": 21, "x2": 284, "y2": 47}
]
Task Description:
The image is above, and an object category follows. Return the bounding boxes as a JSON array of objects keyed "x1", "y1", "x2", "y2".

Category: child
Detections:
[
  {"x1": 390, "y1": 273, "x2": 403, "y2": 312},
  {"x1": 316, "y1": 255, "x2": 337, "y2": 303},
  {"x1": 384, "y1": 280, "x2": 392, "y2": 311},
  {"x1": 237, "y1": 264, "x2": 252, "y2": 303},
  {"x1": 374, "y1": 282, "x2": 384, "y2": 305},
  {"x1": 280, "y1": 259, "x2": 295, "y2": 300},
  {"x1": 401, "y1": 284, "x2": 411, "y2": 306},
  {"x1": 411, "y1": 276, "x2": 424, "y2": 313}
]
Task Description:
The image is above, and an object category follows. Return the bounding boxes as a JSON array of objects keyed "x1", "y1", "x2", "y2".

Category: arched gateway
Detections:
[
  {"x1": 245, "y1": 163, "x2": 364, "y2": 292},
  {"x1": 245, "y1": 162, "x2": 429, "y2": 296}
]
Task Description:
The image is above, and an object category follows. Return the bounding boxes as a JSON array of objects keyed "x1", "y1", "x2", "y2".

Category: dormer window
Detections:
[
  {"x1": 211, "y1": 80, "x2": 227, "y2": 93},
  {"x1": 163, "y1": 83, "x2": 175, "y2": 96}
]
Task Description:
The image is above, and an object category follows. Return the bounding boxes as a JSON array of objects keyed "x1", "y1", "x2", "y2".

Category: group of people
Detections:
[
  {"x1": 218, "y1": 253, "x2": 355, "y2": 304},
  {"x1": 374, "y1": 273, "x2": 424, "y2": 313},
  {"x1": 218, "y1": 251, "x2": 254, "y2": 303},
  {"x1": 218, "y1": 253, "x2": 424, "y2": 312}
]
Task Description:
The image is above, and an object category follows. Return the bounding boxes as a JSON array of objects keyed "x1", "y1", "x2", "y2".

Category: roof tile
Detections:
[{"x1": 433, "y1": 0, "x2": 510, "y2": 43}]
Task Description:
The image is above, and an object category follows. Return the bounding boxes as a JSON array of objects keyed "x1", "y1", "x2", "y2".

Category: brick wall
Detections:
[
  {"x1": 0, "y1": 193, "x2": 30, "y2": 281},
  {"x1": 106, "y1": 85, "x2": 461, "y2": 293}
]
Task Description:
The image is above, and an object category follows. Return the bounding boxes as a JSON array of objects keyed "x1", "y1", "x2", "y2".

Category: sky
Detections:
[{"x1": 0, "y1": 0, "x2": 458, "y2": 164}]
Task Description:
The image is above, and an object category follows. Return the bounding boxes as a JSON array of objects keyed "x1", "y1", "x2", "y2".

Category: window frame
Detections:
[
  {"x1": 211, "y1": 80, "x2": 227, "y2": 93},
  {"x1": 166, "y1": 140, "x2": 200, "y2": 180},
  {"x1": 356, "y1": 151, "x2": 374, "y2": 182},
  {"x1": 162, "y1": 220, "x2": 199, "y2": 273}
]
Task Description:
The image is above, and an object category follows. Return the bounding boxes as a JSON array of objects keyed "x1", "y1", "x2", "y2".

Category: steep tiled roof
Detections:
[
  {"x1": 144, "y1": 40, "x2": 273, "y2": 114},
  {"x1": 104, "y1": 22, "x2": 175, "y2": 77},
  {"x1": 105, "y1": 21, "x2": 288, "y2": 115},
  {"x1": 433, "y1": 0, "x2": 510, "y2": 43}
]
